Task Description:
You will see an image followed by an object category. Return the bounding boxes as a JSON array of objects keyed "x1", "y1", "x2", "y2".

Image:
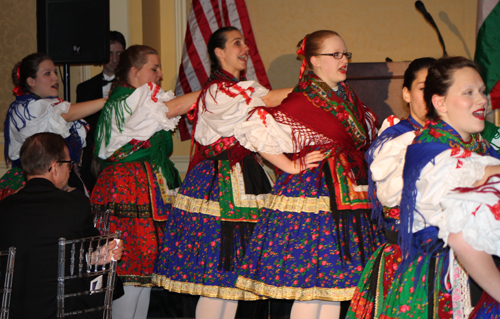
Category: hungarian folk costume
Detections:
[
  {"x1": 1, "y1": 94, "x2": 87, "y2": 199},
  {"x1": 152, "y1": 70, "x2": 273, "y2": 300},
  {"x1": 234, "y1": 72, "x2": 380, "y2": 301},
  {"x1": 348, "y1": 116, "x2": 500, "y2": 319},
  {"x1": 347, "y1": 115, "x2": 421, "y2": 318},
  {"x1": 358, "y1": 120, "x2": 500, "y2": 319},
  {"x1": 91, "y1": 83, "x2": 180, "y2": 286}
]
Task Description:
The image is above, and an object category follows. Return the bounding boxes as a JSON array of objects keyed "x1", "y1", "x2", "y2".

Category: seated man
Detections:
[{"x1": 0, "y1": 132, "x2": 123, "y2": 319}]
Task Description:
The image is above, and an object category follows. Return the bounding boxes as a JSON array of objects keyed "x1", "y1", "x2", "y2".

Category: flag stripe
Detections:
[{"x1": 234, "y1": 0, "x2": 271, "y2": 89}]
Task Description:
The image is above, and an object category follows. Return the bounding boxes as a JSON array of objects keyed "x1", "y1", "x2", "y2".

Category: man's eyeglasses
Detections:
[
  {"x1": 49, "y1": 160, "x2": 74, "y2": 172},
  {"x1": 317, "y1": 52, "x2": 353, "y2": 60}
]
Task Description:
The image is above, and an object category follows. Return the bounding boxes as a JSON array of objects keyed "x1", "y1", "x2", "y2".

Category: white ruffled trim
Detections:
[
  {"x1": 440, "y1": 175, "x2": 500, "y2": 255},
  {"x1": 234, "y1": 111, "x2": 294, "y2": 154}
]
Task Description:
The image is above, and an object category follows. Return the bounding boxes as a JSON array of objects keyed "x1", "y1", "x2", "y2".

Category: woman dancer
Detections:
[
  {"x1": 371, "y1": 57, "x2": 500, "y2": 319},
  {"x1": 346, "y1": 57, "x2": 435, "y2": 318},
  {"x1": 1, "y1": 52, "x2": 106, "y2": 199},
  {"x1": 91, "y1": 45, "x2": 197, "y2": 319},
  {"x1": 234, "y1": 30, "x2": 380, "y2": 319},
  {"x1": 152, "y1": 26, "x2": 318, "y2": 319}
]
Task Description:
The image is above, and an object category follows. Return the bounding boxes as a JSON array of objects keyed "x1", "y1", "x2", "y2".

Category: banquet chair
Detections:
[
  {"x1": 92, "y1": 209, "x2": 112, "y2": 235},
  {"x1": 0, "y1": 247, "x2": 16, "y2": 319},
  {"x1": 56, "y1": 231, "x2": 121, "y2": 319}
]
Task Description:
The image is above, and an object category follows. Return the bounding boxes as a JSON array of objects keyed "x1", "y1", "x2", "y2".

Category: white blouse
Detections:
[
  {"x1": 372, "y1": 131, "x2": 500, "y2": 254},
  {"x1": 97, "y1": 83, "x2": 179, "y2": 159},
  {"x1": 195, "y1": 80, "x2": 271, "y2": 147},
  {"x1": 7, "y1": 97, "x2": 86, "y2": 161}
]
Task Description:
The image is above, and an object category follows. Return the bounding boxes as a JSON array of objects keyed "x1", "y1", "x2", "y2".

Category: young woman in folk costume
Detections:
[
  {"x1": 234, "y1": 30, "x2": 380, "y2": 319},
  {"x1": 152, "y1": 26, "x2": 321, "y2": 319},
  {"x1": 91, "y1": 45, "x2": 198, "y2": 319},
  {"x1": 361, "y1": 56, "x2": 500, "y2": 319},
  {"x1": 346, "y1": 57, "x2": 436, "y2": 318},
  {"x1": 1, "y1": 53, "x2": 106, "y2": 198}
]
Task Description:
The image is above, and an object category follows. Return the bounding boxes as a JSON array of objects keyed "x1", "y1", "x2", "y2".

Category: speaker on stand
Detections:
[{"x1": 37, "y1": 0, "x2": 110, "y2": 101}]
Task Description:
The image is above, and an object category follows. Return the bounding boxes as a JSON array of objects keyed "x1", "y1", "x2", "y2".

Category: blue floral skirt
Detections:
[
  {"x1": 235, "y1": 167, "x2": 380, "y2": 301},
  {"x1": 153, "y1": 158, "x2": 270, "y2": 300}
]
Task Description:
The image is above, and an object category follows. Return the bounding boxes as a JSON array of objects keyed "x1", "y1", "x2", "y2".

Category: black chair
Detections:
[
  {"x1": 0, "y1": 247, "x2": 16, "y2": 319},
  {"x1": 57, "y1": 231, "x2": 121, "y2": 318}
]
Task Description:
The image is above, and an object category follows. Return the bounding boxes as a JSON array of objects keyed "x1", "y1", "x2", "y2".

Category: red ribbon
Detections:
[
  {"x1": 296, "y1": 36, "x2": 307, "y2": 81},
  {"x1": 12, "y1": 86, "x2": 24, "y2": 96}
]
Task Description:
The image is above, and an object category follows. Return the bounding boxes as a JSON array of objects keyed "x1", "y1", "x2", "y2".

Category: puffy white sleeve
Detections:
[
  {"x1": 233, "y1": 108, "x2": 295, "y2": 154},
  {"x1": 98, "y1": 83, "x2": 179, "y2": 159},
  {"x1": 370, "y1": 131, "x2": 415, "y2": 207},
  {"x1": 378, "y1": 115, "x2": 400, "y2": 136},
  {"x1": 414, "y1": 149, "x2": 500, "y2": 250},
  {"x1": 440, "y1": 173, "x2": 500, "y2": 256},
  {"x1": 194, "y1": 81, "x2": 270, "y2": 146},
  {"x1": 8, "y1": 98, "x2": 74, "y2": 161}
]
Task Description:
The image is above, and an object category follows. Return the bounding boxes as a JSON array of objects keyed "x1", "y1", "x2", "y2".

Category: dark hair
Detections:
[
  {"x1": 12, "y1": 52, "x2": 52, "y2": 94},
  {"x1": 403, "y1": 57, "x2": 436, "y2": 90},
  {"x1": 110, "y1": 31, "x2": 126, "y2": 49},
  {"x1": 297, "y1": 30, "x2": 340, "y2": 69},
  {"x1": 20, "y1": 132, "x2": 67, "y2": 176},
  {"x1": 207, "y1": 26, "x2": 239, "y2": 76},
  {"x1": 424, "y1": 56, "x2": 478, "y2": 121},
  {"x1": 112, "y1": 44, "x2": 158, "y2": 90}
]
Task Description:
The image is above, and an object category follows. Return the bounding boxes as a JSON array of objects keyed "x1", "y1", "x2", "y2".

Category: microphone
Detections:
[{"x1": 415, "y1": 1, "x2": 447, "y2": 57}]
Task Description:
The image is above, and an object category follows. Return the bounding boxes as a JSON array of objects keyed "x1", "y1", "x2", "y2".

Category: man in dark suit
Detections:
[
  {"x1": 0, "y1": 132, "x2": 123, "y2": 319},
  {"x1": 76, "y1": 31, "x2": 126, "y2": 191}
]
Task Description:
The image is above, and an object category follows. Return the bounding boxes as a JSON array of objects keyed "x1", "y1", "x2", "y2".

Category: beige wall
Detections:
[
  {"x1": 0, "y1": 0, "x2": 480, "y2": 171},
  {"x1": 246, "y1": 0, "x2": 477, "y2": 89}
]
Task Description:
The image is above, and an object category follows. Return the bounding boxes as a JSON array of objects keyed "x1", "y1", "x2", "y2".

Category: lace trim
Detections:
[
  {"x1": 231, "y1": 162, "x2": 270, "y2": 208},
  {"x1": 174, "y1": 193, "x2": 220, "y2": 216},
  {"x1": 235, "y1": 276, "x2": 355, "y2": 301},
  {"x1": 152, "y1": 274, "x2": 263, "y2": 301},
  {"x1": 265, "y1": 193, "x2": 331, "y2": 214}
]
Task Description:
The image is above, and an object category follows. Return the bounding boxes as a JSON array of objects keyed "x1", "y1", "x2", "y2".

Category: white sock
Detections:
[
  {"x1": 318, "y1": 300, "x2": 341, "y2": 319},
  {"x1": 112, "y1": 286, "x2": 151, "y2": 319},
  {"x1": 290, "y1": 300, "x2": 320, "y2": 319},
  {"x1": 196, "y1": 296, "x2": 238, "y2": 319}
]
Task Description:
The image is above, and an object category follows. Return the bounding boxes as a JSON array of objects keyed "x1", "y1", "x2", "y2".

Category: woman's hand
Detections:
[
  {"x1": 473, "y1": 165, "x2": 500, "y2": 187},
  {"x1": 259, "y1": 150, "x2": 324, "y2": 175}
]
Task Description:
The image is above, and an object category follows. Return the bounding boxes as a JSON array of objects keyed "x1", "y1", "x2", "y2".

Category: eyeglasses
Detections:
[
  {"x1": 58, "y1": 160, "x2": 74, "y2": 170},
  {"x1": 49, "y1": 160, "x2": 74, "y2": 172},
  {"x1": 318, "y1": 52, "x2": 353, "y2": 60}
]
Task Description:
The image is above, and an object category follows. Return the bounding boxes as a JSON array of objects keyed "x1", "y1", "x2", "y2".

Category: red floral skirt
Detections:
[{"x1": 91, "y1": 161, "x2": 175, "y2": 286}]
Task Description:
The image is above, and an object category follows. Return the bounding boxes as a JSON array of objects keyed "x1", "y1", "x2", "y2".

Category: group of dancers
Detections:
[{"x1": 1, "y1": 26, "x2": 500, "y2": 319}]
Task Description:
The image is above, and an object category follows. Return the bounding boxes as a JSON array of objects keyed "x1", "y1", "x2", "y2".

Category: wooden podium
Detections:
[{"x1": 346, "y1": 61, "x2": 411, "y2": 124}]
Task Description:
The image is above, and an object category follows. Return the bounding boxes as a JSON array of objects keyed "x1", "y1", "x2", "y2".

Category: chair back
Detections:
[
  {"x1": 0, "y1": 247, "x2": 16, "y2": 319},
  {"x1": 92, "y1": 210, "x2": 111, "y2": 235},
  {"x1": 57, "y1": 231, "x2": 121, "y2": 319}
]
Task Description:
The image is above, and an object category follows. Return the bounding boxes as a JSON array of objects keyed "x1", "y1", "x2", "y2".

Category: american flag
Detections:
[{"x1": 176, "y1": 0, "x2": 271, "y2": 140}]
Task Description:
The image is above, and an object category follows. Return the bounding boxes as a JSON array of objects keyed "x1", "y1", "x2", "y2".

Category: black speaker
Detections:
[{"x1": 37, "y1": 0, "x2": 110, "y2": 64}]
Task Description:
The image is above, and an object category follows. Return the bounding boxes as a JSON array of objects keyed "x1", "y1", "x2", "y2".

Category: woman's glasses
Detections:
[{"x1": 317, "y1": 52, "x2": 352, "y2": 60}]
